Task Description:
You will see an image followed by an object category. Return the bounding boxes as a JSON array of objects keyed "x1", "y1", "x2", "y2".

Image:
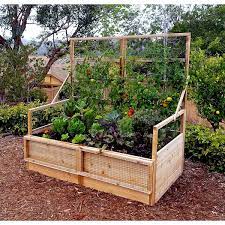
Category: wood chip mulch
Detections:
[{"x1": 0, "y1": 135, "x2": 225, "y2": 220}]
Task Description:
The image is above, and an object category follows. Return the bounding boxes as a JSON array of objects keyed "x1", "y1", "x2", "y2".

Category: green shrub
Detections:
[
  {"x1": 190, "y1": 49, "x2": 225, "y2": 130},
  {"x1": 67, "y1": 118, "x2": 85, "y2": 136},
  {"x1": 72, "y1": 134, "x2": 86, "y2": 144},
  {"x1": 185, "y1": 124, "x2": 225, "y2": 173},
  {"x1": 0, "y1": 102, "x2": 63, "y2": 135},
  {"x1": 0, "y1": 102, "x2": 39, "y2": 135},
  {"x1": 52, "y1": 117, "x2": 68, "y2": 135}
]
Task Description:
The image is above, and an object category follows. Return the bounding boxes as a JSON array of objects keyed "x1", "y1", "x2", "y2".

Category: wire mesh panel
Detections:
[{"x1": 83, "y1": 152, "x2": 149, "y2": 191}]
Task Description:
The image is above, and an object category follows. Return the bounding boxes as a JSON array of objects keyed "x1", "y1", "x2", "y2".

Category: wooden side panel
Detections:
[
  {"x1": 83, "y1": 176, "x2": 150, "y2": 204},
  {"x1": 28, "y1": 162, "x2": 79, "y2": 184},
  {"x1": 83, "y1": 152, "x2": 149, "y2": 191},
  {"x1": 29, "y1": 141, "x2": 77, "y2": 169},
  {"x1": 27, "y1": 162, "x2": 150, "y2": 204},
  {"x1": 155, "y1": 133, "x2": 184, "y2": 202},
  {"x1": 25, "y1": 136, "x2": 153, "y2": 204}
]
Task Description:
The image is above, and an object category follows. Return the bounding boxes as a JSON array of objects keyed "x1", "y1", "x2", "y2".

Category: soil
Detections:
[{"x1": 0, "y1": 135, "x2": 225, "y2": 220}]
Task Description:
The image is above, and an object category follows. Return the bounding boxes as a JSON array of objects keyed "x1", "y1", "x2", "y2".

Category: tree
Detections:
[
  {"x1": 171, "y1": 5, "x2": 225, "y2": 55},
  {"x1": 0, "y1": 45, "x2": 45, "y2": 102},
  {"x1": 0, "y1": 5, "x2": 34, "y2": 49},
  {"x1": 170, "y1": 5, "x2": 225, "y2": 129},
  {"x1": 141, "y1": 5, "x2": 186, "y2": 34},
  {"x1": 0, "y1": 5, "x2": 117, "y2": 102}
]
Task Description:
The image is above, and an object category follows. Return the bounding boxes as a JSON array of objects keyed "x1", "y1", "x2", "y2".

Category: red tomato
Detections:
[{"x1": 128, "y1": 107, "x2": 135, "y2": 117}]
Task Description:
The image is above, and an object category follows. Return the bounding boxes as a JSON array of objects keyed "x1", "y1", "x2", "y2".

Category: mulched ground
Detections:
[{"x1": 0, "y1": 135, "x2": 225, "y2": 220}]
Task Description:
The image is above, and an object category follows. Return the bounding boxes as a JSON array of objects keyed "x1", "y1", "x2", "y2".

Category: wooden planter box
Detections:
[
  {"x1": 24, "y1": 33, "x2": 190, "y2": 205},
  {"x1": 24, "y1": 99, "x2": 186, "y2": 205}
]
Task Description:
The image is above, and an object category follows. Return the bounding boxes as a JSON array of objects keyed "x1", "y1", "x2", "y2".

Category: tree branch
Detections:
[{"x1": 43, "y1": 46, "x2": 69, "y2": 75}]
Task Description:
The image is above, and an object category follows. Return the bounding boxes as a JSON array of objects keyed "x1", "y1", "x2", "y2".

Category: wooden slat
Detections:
[
  {"x1": 74, "y1": 57, "x2": 185, "y2": 64},
  {"x1": 25, "y1": 158, "x2": 150, "y2": 194},
  {"x1": 29, "y1": 141, "x2": 77, "y2": 169},
  {"x1": 25, "y1": 158, "x2": 77, "y2": 174},
  {"x1": 151, "y1": 127, "x2": 158, "y2": 160},
  {"x1": 150, "y1": 127, "x2": 158, "y2": 205},
  {"x1": 155, "y1": 133, "x2": 184, "y2": 202},
  {"x1": 29, "y1": 98, "x2": 69, "y2": 113},
  {"x1": 24, "y1": 135, "x2": 152, "y2": 166},
  {"x1": 154, "y1": 109, "x2": 185, "y2": 130},
  {"x1": 51, "y1": 74, "x2": 70, "y2": 103},
  {"x1": 32, "y1": 123, "x2": 52, "y2": 134},
  {"x1": 180, "y1": 92, "x2": 187, "y2": 171},
  {"x1": 76, "y1": 149, "x2": 84, "y2": 185},
  {"x1": 185, "y1": 34, "x2": 191, "y2": 82},
  {"x1": 174, "y1": 89, "x2": 186, "y2": 121},
  {"x1": 82, "y1": 176, "x2": 150, "y2": 204},
  {"x1": 27, "y1": 110, "x2": 32, "y2": 135},
  {"x1": 27, "y1": 161, "x2": 79, "y2": 184},
  {"x1": 23, "y1": 138, "x2": 29, "y2": 159},
  {"x1": 70, "y1": 33, "x2": 191, "y2": 41}
]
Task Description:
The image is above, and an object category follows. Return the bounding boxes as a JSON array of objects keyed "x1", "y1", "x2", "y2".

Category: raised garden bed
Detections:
[
  {"x1": 24, "y1": 98, "x2": 186, "y2": 205},
  {"x1": 24, "y1": 32, "x2": 190, "y2": 205}
]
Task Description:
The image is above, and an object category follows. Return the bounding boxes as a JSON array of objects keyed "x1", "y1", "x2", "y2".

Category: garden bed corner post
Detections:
[{"x1": 150, "y1": 126, "x2": 158, "y2": 205}]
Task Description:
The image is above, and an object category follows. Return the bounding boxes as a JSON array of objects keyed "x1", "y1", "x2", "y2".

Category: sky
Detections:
[{"x1": 0, "y1": 4, "x2": 145, "y2": 43}]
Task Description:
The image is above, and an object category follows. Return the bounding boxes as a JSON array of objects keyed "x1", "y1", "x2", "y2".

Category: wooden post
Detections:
[
  {"x1": 180, "y1": 91, "x2": 187, "y2": 134},
  {"x1": 120, "y1": 38, "x2": 127, "y2": 77},
  {"x1": 23, "y1": 139, "x2": 29, "y2": 159},
  {"x1": 185, "y1": 34, "x2": 191, "y2": 82},
  {"x1": 180, "y1": 91, "x2": 187, "y2": 172},
  {"x1": 27, "y1": 110, "x2": 32, "y2": 135},
  {"x1": 70, "y1": 40, "x2": 75, "y2": 97},
  {"x1": 76, "y1": 149, "x2": 84, "y2": 185},
  {"x1": 150, "y1": 126, "x2": 158, "y2": 205}
]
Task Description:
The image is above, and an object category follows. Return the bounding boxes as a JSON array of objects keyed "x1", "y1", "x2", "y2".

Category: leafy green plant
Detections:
[
  {"x1": 186, "y1": 124, "x2": 225, "y2": 173},
  {"x1": 118, "y1": 116, "x2": 133, "y2": 136},
  {"x1": 52, "y1": 117, "x2": 68, "y2": 135},
  {"x1": 72, "y1": 134, "x2": 86, "y2": 144},
  {"x1": 61, "y1": 133, "x2": 69, "y2": 141},
  {"x1": 64, "y1": 98, "x2": 77, "y2": 117},
  {"x1": 89, "y1": 122, "x2": 104, "y2": 137},
  {"x1": 83, "y1": 109, "x2": 96, "y2": 130},
  {"x1": 105, "y1": 110, "x2": 120, "y2": 123},
  {"x1": 67, "y1": 118, "x2": 85, "y2": 136}
]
